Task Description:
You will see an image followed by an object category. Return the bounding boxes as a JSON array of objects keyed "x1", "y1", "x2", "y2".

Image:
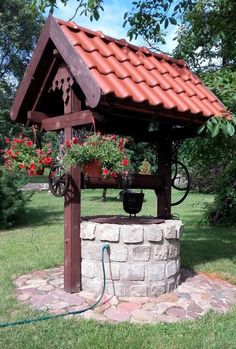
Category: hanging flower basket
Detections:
[
  {"x1": 83, "y1": 160, "x2": 102, "y2": 176},
  {"x1": 3, "y1": 135, "x2": 53, "y2": 176},
  {"x1": 62, "y1": 133, "x2": 130, "y2": 179}
]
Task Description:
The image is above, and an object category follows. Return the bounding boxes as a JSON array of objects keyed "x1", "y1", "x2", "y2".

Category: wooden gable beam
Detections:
[
  {"x1": 10, "y1": 15, "x2": 101, "y2": 123},
  {"x1": 10, "y1": 18, "x2": 51, "y2": 121},
  {"x1": 49, "y1": 16, "x2": 101, "y2": 109}
]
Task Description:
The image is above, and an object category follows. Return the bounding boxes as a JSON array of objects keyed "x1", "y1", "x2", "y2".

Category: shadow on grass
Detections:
[
  {"x1": 17, "y1": 207, "x2": 63, "y2": 227},
  {"x1": 181, "y1": 225, "x2": 236, "y2": 269}
]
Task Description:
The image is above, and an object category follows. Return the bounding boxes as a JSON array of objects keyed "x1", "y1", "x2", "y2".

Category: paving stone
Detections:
[
  {"x1": 131, "y1": 309, "x2": 154, "y2": 322},
  {"x1": 82, "y1": 310, "x2": 107, "y2": 322},
  {"x1": 158, "y1": 314, "x2": 181, "y2": 323},
  {"x1": 156, "y1": 292, "x2": 178, "y2": 303},
  {"x1": 187, "y1": 303, "x2": 203, "y2": 314},
  {"x1": 48, "y1": 301, "x2": 69, "y2": 310},
  {"x1": 117, "y1": 302, "x2": 140, "y2": 313},
  {"x1": 38, "y1": 284, "x2": 55, "y2": 291},
  {"x1": 103, "y1": 306, "x2": 131, "y2": 322},
  {"x1": 14, "y1": 266, "x2": 236, "y2": 324},
  {"x1": 165, "y1": 306, "x2": 186, "y2": 318}
]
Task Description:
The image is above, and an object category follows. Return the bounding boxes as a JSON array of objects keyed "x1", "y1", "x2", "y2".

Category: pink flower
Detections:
[
  {"x1": 19, "y1": 163, "x2": 26, "y2": 169},
  {"x1": 102, "y1": 168, "x2": 110, "y2": 176},
  {"x1": 4, "y1": 137, "x2": 10, "y2": 143}
]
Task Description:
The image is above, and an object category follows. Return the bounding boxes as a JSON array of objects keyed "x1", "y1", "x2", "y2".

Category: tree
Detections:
[
  {"x1": 33, "y1": 0, "x2": 195, "y2": 48},
  {"x1": 0, "y1": 0, "x2": 43, "y2": 157},
  {"x1": 174, "y1": 0, "x2": 236, "y2": 70}
]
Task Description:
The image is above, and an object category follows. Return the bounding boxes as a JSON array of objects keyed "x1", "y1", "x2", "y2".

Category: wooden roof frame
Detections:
[{"x1": 11, "y1": 15, "x2": 101, "y2": 122}]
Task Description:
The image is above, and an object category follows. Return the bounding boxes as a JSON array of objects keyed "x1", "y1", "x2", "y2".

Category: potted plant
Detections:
[
  {"x1": 2, "y1": 134, "x2": 53, "y2": 176},
  {"x1": 62, "y1": 132, "x2": 130, "y2": 178}
]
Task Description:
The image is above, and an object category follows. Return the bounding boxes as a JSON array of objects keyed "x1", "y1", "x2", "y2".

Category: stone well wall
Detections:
[{"x1": 81, "y1": 219, "x2": 184, "y2": 297}]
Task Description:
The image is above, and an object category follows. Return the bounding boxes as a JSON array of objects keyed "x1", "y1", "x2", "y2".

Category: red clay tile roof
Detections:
[{"x1": 57, "y1": 18, "x2": 228, "y2": 119}]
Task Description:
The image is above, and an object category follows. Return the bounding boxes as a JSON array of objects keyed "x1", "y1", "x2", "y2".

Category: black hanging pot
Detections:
[{"x1": 123, "y1": 190, "x2": 144, "y2": 216}]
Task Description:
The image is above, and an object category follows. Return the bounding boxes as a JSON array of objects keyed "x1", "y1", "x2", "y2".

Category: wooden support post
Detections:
[
  {"x1": 64, "y1": 88, "x2": 81, "y2": 293},
  {"x1": 157, "y1": 124, "x2": 172, "y2": 219}
]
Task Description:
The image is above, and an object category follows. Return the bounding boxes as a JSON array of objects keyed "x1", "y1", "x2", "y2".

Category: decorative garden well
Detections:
[
  {"x1": 81, "y1": 217, "x2": 183, "y2": 297},
  {"x1": 10, "y1": 15, "x2": 230, "y2": 295}
]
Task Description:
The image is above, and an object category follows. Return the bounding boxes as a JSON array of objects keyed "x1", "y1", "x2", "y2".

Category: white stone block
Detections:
[
  {"x1": 133, "y1": 245, "x2": 151, "y2": 261},
  {"x1": 168, "y1": 241, "x2": 180, "y2": 259},
  {"x1": 164, "y1": 224, "x2": 177, "y2": 239},
  {"x1": 121, "y1": 225, "x2": 144, "y2": 243},
  {"x1": 130, "y1": 285, "x2": 147, "y2": 297},
  {"x1": 110, "y1": 245, "x2": 128, "y2": 262},
  {"x1": 148, "y1": 263, "x2": 165, "y2": 281},
  {"x1": 146, "y1": 224, "x2": 163, "y2": 242},
  {"x1": 154, "y1": 244, "x2": 168, "y2": 260},
  {"x1": 80, "y1": 222, "x2": 95, "y2": 240},
  {"x1": 125, "y1": 264, "x2": 145, "y2": 281},
  {"x1": 166, "y1": 260, "x2": 177, "y2": 277},
  {"x1": 81, "y1": 261, "x2": 95, "y2": 278},
  {"x1": 96, "y1": 223, "x2": 120, "y2": 242},
  {"x1": 97, "y1": 262, "x2": 120, "y2": 280},
  {"x1": 149, "y1": 283, "x2": 166, "y2": 297}
]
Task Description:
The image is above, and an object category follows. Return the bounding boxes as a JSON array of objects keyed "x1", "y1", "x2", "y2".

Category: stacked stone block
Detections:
[{"x1": 81, "y1": 220, "x2": 184, "y2": 297}]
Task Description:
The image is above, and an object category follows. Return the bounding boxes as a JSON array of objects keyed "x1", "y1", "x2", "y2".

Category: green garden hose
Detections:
[{"x1": 0, "y1": 243, "x2": 110, "y2": 328}]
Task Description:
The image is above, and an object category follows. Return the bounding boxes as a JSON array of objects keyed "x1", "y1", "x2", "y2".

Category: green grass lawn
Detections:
[{"x1": 0, "y1": 189, "x2": 236, "y2": 349}]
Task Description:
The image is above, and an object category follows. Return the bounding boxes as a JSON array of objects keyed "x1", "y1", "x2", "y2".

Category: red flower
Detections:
[
  {"x1": 19, "y1": 163, "x2": 26, "y2": 169},
  {"x1": 121, "y1": 158, "x2": 129, "y2": 166},
  {"x1": 72, "y1": 137, "x2": 79, "y2": 144},
  {"x1": 118, "y1": 139, "x2": 123, "y2": 150},
  {"x1": 4, "y1": 137, "x2": 10, "y2": 143},
  {"x1": 110, "y1": 171, "x2": 117, "y2": 177},
  {"x1": 65, "y1": 140, "x2": 72, "y2": 148},
  {"x1": 102, "y1": 168, "x2": 110, "y2": 176},
  {"x1": 29, "y1": 163, "x2": 36, "y2": 170},
  {"x1": 26, "y1": 140, "x2": 33, "y2": 147},
  {"x1": 42, "y1": 157, "x2": 52, "y2": 165}
]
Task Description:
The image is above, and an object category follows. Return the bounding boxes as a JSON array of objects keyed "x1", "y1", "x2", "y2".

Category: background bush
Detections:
[{"x1": 0, "y1": 169, "x2": 30, "y2": 229}]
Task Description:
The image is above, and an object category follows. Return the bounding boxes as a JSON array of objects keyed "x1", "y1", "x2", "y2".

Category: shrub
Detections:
[
  {"x1": 207, "y1": 160, "x2": 236, "y2": 226},
  {"x1": 0, "y1": 168, "x2": 29, "y2": 229}
]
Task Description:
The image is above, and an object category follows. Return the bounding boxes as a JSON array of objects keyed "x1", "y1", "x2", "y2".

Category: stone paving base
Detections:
[{"x1": 15, "y1": 267, "x2": 236, "y2": 324}]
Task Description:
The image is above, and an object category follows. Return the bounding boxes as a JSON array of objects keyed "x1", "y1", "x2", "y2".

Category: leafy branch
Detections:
[{"x1": 198, "y1": 115, "x2": 236, "y2": 138}]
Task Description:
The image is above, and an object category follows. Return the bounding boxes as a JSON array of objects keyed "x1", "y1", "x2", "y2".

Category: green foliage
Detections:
[
  {"x1": 198, "y1": 116, "x2": 236, "y2": 138},
  {"x1": 0, "y1": 168, "x2": 29, "y2": 229},
  {"x1": 175, "y1": 0, "x2": 236, "y2": 69},
  {"x1": 207, "y1": 161, "x2": 236, "y2": 226}
]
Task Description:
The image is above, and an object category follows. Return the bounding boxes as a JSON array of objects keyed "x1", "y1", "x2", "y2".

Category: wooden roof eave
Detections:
[{"x1": 10, "y1": 15, "x2": 102, "y2": 123}]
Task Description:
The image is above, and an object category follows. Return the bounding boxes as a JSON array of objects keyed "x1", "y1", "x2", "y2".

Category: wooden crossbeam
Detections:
[{"x1": 27, "y1": 110, "x2": 95, "y2": 130}]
